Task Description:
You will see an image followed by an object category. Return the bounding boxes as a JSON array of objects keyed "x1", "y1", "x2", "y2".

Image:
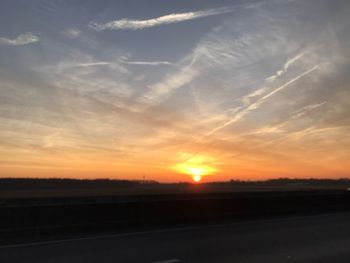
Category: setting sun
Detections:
[
  {"x1": 171, "y1": 153, "x2": 218, "y2": 181},
  {"x1": 193, "y1": 174, "x2": 202, "y2": 182}
]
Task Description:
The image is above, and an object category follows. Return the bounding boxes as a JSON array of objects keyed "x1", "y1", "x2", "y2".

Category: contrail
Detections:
[{"x1": 203, "y1": 65, "x2": 319, "y2": 138}]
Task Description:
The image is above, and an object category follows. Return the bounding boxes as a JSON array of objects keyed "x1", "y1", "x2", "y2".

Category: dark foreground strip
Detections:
[{"x1": 0, "y1": 190, "x2": 349, "y2": 245}]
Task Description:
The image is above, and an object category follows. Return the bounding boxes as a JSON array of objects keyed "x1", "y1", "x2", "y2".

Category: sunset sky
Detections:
[{"x1": 0, "y1": 0, "x2": 349, "y2": 182}]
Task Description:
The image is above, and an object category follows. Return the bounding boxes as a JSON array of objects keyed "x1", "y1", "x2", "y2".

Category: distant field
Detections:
[
  {"x1": 0, "y1": 178, "x2": 349, "y2": 199},
  {"x1": 1, "y1": 185, "x2": 346, "y2": 199}
]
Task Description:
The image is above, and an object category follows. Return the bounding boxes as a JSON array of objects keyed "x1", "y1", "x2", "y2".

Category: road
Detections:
[{"x1": 1, "y1": 212, "x2": 350, "y2": 263}]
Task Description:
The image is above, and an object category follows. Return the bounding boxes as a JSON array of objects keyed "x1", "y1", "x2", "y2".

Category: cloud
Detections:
[
  {"x1": 140, "y1": 63, "x2": 197, "y2": 105},
  {"x1": 124, "y1": 60, "x2": 172, "y2": 66},
  {"x1": 52, "y1": 59, "x2": 129, "y2": 74},
  {"x1": 205, "y1": 65, "x2": 319, "y2": 137},
  {"x1": 250, "y1": 102, "x2": 327, "y2": 136},
  {"x1": 73, "y1": 62, "x2": 112, "y2": 67},
  {"x1": 292, "y1": 101, "x2": 327, "y2": 119},
  {"x1": 241, "y1": 51, "x2": 309, "y2": 105},
  {"x1": 133, "y1": 0, "x2": 341, "y2": 154},
  {"x1": 0, "y1": 32, "x2": 38, "y2": 46},
  {"x1": 136, "y1": 8, "x2": 288, "y2": 107},
  {"x1": 89, "y1": 6, "x2": 235, "y2": 31},
  {"x1": 59, "y1": 59, "x2": 172, "y2": 70},
  {"x1": 266, "y1": 51, "x2": 307, "y2": 82},
  {"x1": 62, "y1": 28, "x2": 81, "y2": 39}
]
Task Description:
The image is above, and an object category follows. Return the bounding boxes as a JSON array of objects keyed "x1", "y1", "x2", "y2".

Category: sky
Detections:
[{"x1": 0, "y1": 0, "x2": 349, "y2": 182}]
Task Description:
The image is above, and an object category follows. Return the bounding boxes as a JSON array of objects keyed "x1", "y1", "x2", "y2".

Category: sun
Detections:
[
  {"x1": 190, "y1": 167, "x2": 203, "y2": 182},
  {"x1": 178, "y1": 166, "x2": 206, "y2": 182},
  {"x1": 171, "y1": 153, "x2": 218, "y2": 182},
  {"x1": 193, "y1": 174, "x2": 202, "y2": 182}
]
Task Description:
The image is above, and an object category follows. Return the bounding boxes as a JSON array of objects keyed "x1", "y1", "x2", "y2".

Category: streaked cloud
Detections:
[
  {"x1": 72, "y1": 62, "x2": 112, "y2": 67},
  {"x1": 140, "y1": 63, "x2": 197, "y2": 104},
  {"x1": 51, "y1": 59, "x2": 129, "y2": 74},
  {"x1": 124, "y1": 60, "x2": 172, "y2": 66},
  {"x1": 291, "y1": 101, "x2": 327, "y2": 119},
  {"x1": 89, "y1": 6, "x2": 235, "y2": 31},
  {"x1": 205, "y1": 65, "x2": 319, "y2": 137},
  {"x1": 0, "y1": 32, "x2": 38, "y2": 46},
  {"x1": 266, "y1": 51, "x2": 307, "y2": 82}
]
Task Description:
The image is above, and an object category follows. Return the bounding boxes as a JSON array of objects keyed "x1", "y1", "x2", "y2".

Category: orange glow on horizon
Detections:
[{"x1": 1, "y1": 136, "x2": 349, "y2": 182}]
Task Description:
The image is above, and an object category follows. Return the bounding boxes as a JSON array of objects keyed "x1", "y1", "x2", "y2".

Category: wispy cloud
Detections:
[
  {"x1": 205, "y1": 65, "x2": 319, "y2": 137},
  {"x1": 53, "y1": 60, "x2": 128, "y2": 72},
  {"x1": 251, "y1": 101, "x2": 327, "y2": 136},
  {"x1": 292, "y1": 101, "x2": 327, "y2": 119},
  {"x1": 242, "y1": 50, "x2": 307, "y2": 105},
  {"x1": 89, "y1": 6, "x2": 235, "y2": 31},
  {"x1": 0, "y1": 32, "x2": 38, "y2": 46},
  {"x1": 140, "y1": 63, "x2": 197, "y2": 105},
  {"x1": 266, "y1": 51, "x2": 307, "y2": 82},
  {"x1": 58, "y1": 60, "x2": 172, "y2": 69},
  {"x1": 73, "y1": 62, "x2": 112, "y2": 67},
  {"x1": 62, "y1": 28, "x2": 81, "y2": 39},
  {"x1": 124, "y1": 60, "x2": 172, "y2": 66}
]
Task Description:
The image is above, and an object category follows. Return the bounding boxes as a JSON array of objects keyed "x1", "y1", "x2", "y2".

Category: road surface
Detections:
[{"x1": 1, "y1": 212, "x2": 350, "y2": 263}]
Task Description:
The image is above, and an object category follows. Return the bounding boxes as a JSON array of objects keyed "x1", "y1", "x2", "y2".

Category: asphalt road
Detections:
[{"x1": 1, "y1": 212, "x2": 350, "y2": 263}]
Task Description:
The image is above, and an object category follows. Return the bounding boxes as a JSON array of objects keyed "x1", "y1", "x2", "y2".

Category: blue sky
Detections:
[{"x1": 0, "y1": 0, "x2": 350, "y2": 181}]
